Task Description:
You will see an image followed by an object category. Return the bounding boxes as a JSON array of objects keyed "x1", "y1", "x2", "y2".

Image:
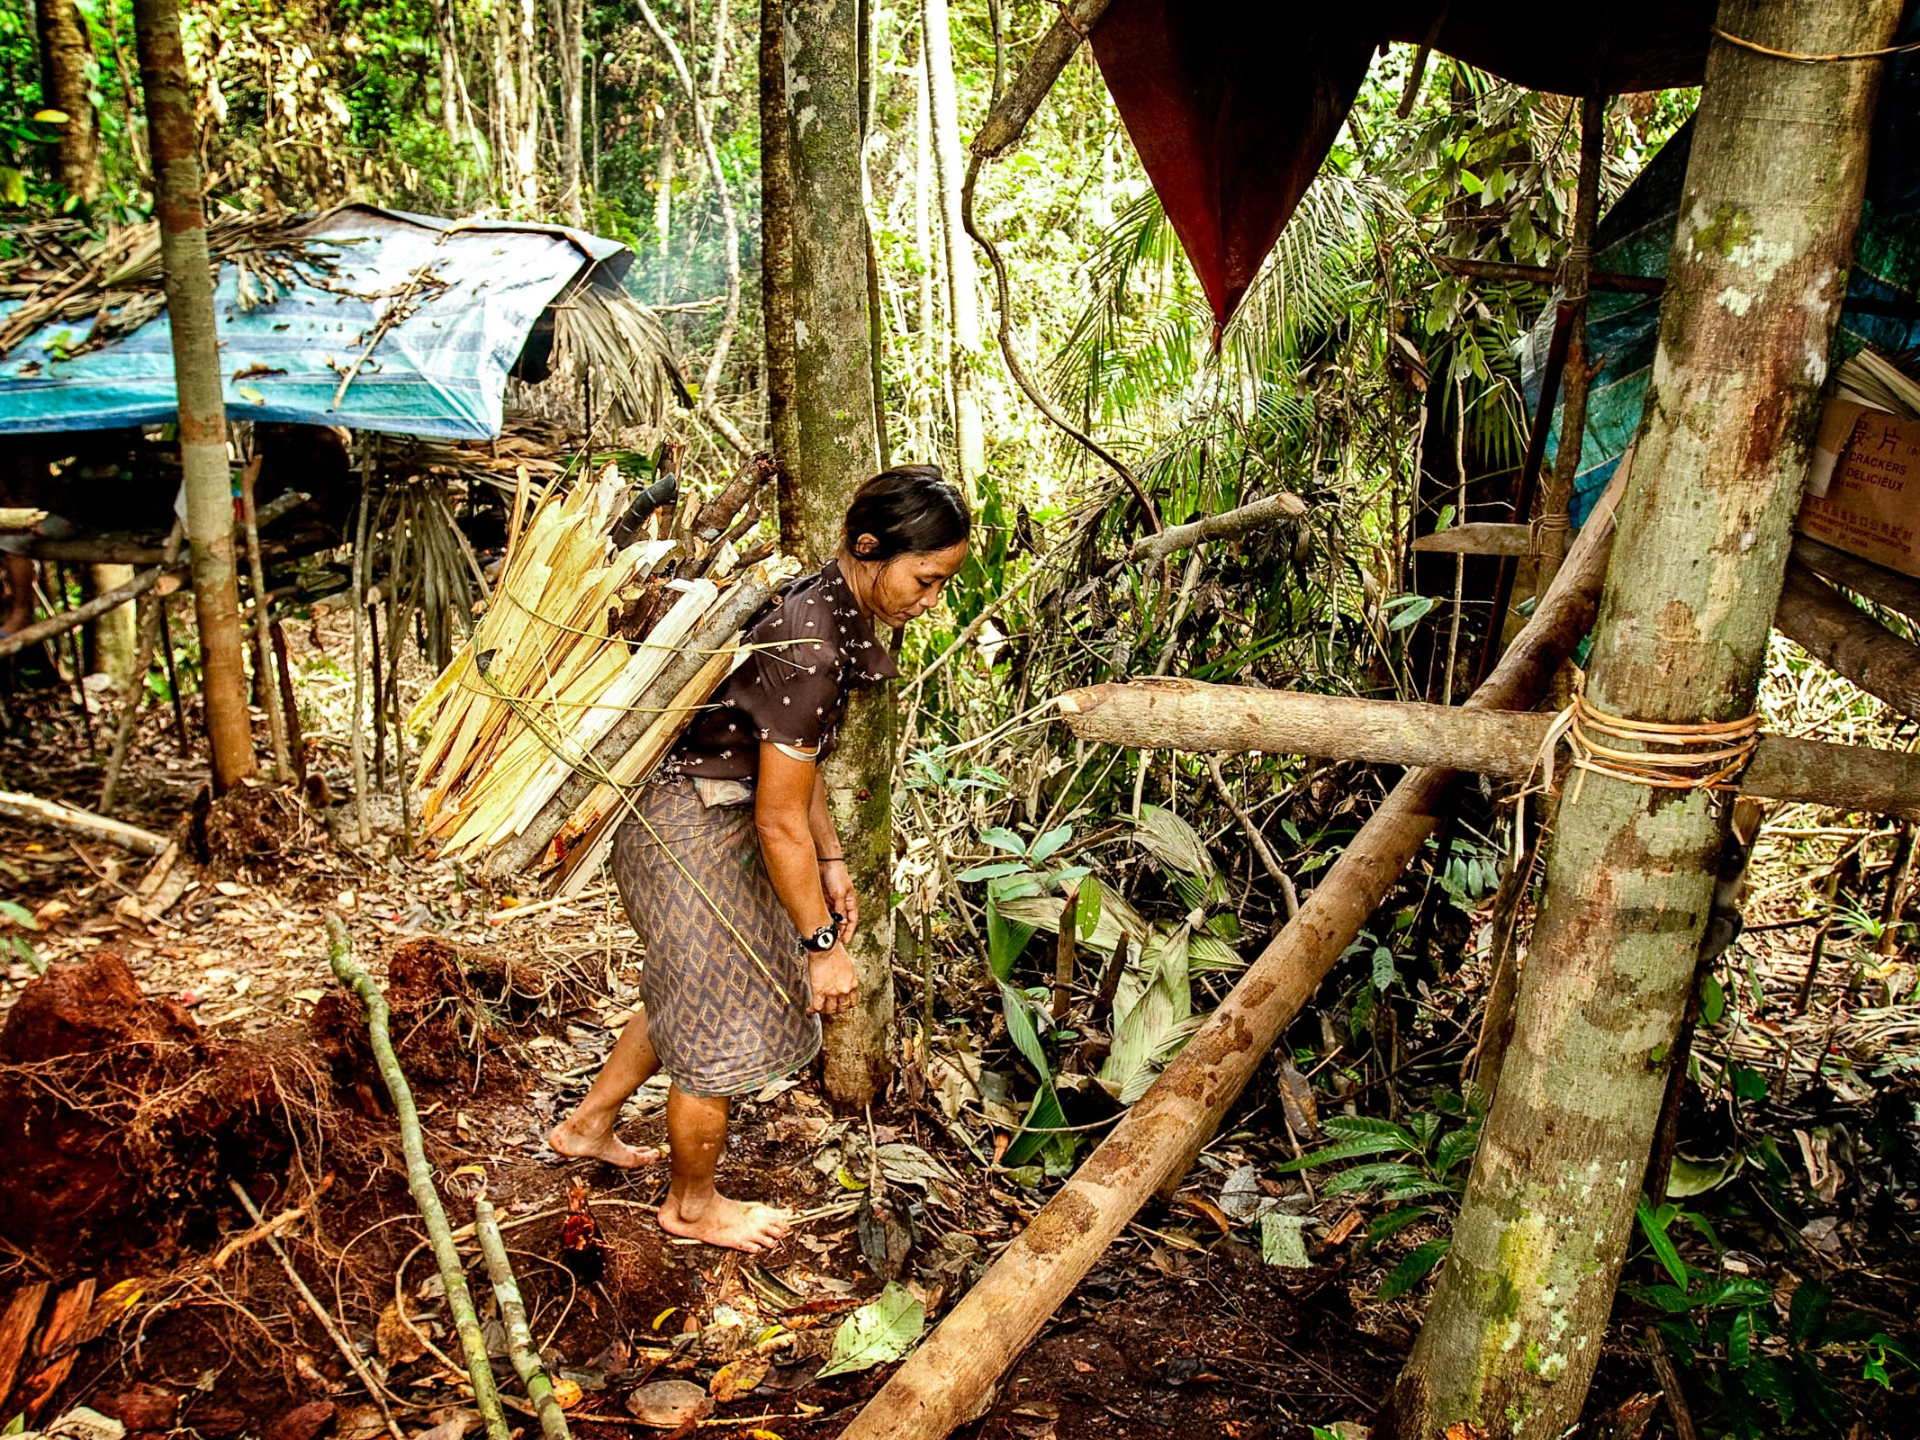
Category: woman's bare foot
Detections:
[
  {"x1": 658, "y1": 1189, "x2": 791, "y2": 1253},
  {"x1": 547, "y1": 1115, "x2": 661, "y2": 1169}
]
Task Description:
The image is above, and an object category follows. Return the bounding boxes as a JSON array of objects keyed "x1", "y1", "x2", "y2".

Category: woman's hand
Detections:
[
  {"x1": 808, "y1": 941, "x2": 858, "y2": 1017},
  {"x1": 820, "y1": 859, "x2": 858, "y2": 943}
]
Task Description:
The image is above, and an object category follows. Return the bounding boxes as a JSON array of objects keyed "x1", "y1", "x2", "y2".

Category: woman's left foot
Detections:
[{"x1": 547, "y1": 1116, "x2": 661, "y2": 1169}]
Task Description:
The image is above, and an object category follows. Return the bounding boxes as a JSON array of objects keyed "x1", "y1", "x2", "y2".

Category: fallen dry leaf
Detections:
[
  {"x1": 625, "y1": 1380, "x2": 712, "y2": 1429},
  {"x1": 708, "y1": 1355, "x2": 767, "y2": 1404}
]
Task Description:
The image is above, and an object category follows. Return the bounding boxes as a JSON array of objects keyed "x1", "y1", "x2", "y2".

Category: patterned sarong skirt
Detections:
[{"x1": 609, "y1": 776, "x2": 820, "y2": 1097}]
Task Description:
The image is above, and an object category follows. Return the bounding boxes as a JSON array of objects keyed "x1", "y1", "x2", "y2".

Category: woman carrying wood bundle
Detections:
[{"x1": 550, "y1": 466, "x2": 970, "y2": 1251}]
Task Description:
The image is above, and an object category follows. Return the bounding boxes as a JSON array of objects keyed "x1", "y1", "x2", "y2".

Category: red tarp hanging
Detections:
[{"x1": 1087, "y1": 0, "x2": 1718, "y2": 331}]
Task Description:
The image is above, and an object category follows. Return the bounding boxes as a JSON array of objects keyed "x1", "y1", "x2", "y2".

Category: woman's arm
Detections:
[
  {"x1": 755, "y1": 744, "x2": 857, "y2": 1015},
  {"x1": 809, "y1": 770, "x2": 858, "y2": 942}
]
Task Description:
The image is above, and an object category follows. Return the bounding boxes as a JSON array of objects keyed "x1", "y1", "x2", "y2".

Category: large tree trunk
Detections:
[
  {"x1": 1388, "y1": 5, "x2": 1900, "y2": 1436},
  {"x1": 758, "y1": 0, "x2": 799, "y2": 540},
  {"x1": 784, "y1": 0, "x2": 891, "y2": 1104},
  {"x1": 35, "y1": 0, "x2": 102, "y2": 204},
  {"x1": 921, "y1": 0, "x2": 984, "y2": 484},
  {"x1": 131, "y1": 0, "x2": 256, "y2": 795}
]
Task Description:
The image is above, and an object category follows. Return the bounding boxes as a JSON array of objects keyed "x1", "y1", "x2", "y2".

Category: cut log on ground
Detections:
[
  {"x1": 836, "y1": 460, "x2": 1633, "y2": 1440},
  {"x1": 1775, "y1": 564, "x2": 1920, "y2": 720},
  {"x1": 0, "y1": 791, "x2": 171, "y2": 855},
  {"x1": 1054, "y1": 682, "x2": 1920, "y2": 824},
  {"x1": 1125, "y1": 491, "x2": 1307, "y2": 567}
]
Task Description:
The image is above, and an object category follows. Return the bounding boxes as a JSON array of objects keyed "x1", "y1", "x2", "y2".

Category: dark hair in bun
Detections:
[{"x1": 843, "y1": 464, "x2": 971, "y2": 562}]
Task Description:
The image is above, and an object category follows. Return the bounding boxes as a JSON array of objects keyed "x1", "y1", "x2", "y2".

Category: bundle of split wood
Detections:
[{"x1": 410, "y1": 452, "x2": 789, "y2": 892}]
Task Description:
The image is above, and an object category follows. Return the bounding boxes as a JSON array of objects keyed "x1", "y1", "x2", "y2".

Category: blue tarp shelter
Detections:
[{"x1": 0, "y1": 206, "x2": 631, "y2": 441}]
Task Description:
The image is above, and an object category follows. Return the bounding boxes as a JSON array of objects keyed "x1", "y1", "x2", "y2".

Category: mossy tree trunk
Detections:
[
  {"x1": 781, "y1": 0, "x2": 892, "y2": 1104},
  {"x1": 1388, "y1": 5, "x2": 1901, "y2": 1437},
  {"x1": 132, "y1": 0, "x2": 256, "y2": 795}
]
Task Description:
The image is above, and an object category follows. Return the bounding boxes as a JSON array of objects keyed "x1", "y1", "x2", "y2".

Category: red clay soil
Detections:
[
  {"x1": 0, "y1": 952, "x2": 295, "y2": 1268},
  {"x1": 308, "y1": 936, "x2": 516, "y2": 1095}
]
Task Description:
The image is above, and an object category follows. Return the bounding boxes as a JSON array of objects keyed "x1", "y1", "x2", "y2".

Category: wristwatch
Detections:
[{"x1": 802, "y1": 924, "x2": 838, "y2": 953}]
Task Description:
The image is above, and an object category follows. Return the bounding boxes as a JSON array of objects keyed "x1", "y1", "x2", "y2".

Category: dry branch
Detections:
[
  {"x1": 970, "y1": 0, "x2": 1116, "y2": 157},
  {"x1": 839, "y1": 442, "x2": 1635, "y2": 1440},
  {"x1": 474, "y1": 1197, "x2": 570, "y2": 1440},
  {"x1": 325, "y1": 914, "x2": 510, "y2": 1440},
  {"x1": 0, "y1": 790, "x2": 170, "y2": 854},
  {"x1": 1775, "y1": 565, "x2": 1920, "y2": 720},
  {"x1": 1055, "y1": 682, "x2": 1920, "y2": 823},
  {"x1": 1125, "y1": 492, "x2": 1307, "y2": 567}
]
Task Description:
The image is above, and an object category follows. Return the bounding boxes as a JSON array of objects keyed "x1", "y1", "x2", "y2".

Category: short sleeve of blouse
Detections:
[{"x1": 726, "y1": 594, "x2": 842, "y2": 751}]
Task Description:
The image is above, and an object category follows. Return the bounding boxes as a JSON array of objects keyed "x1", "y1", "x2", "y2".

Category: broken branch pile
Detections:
[{"x1": 409, "y1": 455, "x2": 791, "y2": 888}]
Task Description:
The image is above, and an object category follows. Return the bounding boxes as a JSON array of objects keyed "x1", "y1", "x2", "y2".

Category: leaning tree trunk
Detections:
[
  {"x1": 132, "y1": 0, "x2": 256, "y2": 794},
  {"x1": 784, "y1": 0, "x2": 891, "y2": 1104},
  {"x1": 1388, "y1": 5, "x2": 1900, "y2": 1437},
  {"x1": 35, "y1": 0, "x2": 102, "y2": 205},
  {"x1": 922, "y1": 0, "x2": 984, "y2": 484}
]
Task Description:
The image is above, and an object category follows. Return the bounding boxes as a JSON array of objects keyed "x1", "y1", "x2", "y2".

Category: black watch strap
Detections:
[{"x1": 803, "y1": 924, "x2": 838, "y2": 953}]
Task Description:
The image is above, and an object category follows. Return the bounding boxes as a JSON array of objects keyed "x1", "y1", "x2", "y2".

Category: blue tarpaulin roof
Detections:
[{"x1": 0, "y1": 205, "x2": 631, "y2": 441}]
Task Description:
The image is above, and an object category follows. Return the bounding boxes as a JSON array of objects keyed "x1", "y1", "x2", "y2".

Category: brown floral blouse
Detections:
[{"x1": 665, "y1": 559, "x2": 898, "y2": 782}]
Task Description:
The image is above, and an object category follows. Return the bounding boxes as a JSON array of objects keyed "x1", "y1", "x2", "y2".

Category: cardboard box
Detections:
[{"x1": 1799, "y1": 399, "x2": 1920, "y2": 579}]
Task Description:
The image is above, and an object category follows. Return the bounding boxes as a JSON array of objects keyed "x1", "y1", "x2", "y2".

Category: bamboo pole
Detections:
[
  {"x1": 473, "y1": 1197, "x2": 570, "y2": 1440},
  {"x1": 325, "y1": 914, "x2": 510, "y2": 1440},
  {"x1": 1055, "y1": 681, "x2": 1920, "y2": 823},
  {"x1": 837, "y1": 459, "x2": 1634, "y2": 1440}
]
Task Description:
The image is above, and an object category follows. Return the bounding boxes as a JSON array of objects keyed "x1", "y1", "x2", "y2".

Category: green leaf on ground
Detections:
[
  {"x1": 1261, "y1": 1212, "x2": 1313, "y2": 1268},
  {"x1": 816, "y1": 1282, "x2": 926, "y2": 1378}
]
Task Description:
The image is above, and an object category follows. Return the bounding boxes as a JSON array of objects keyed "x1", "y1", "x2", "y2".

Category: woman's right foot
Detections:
[
  {"x1": 547, "y1": 1116, "x2": 660, "y2": 1169},
  {"x1": 658, "y1": 1190, "x2": 791, "y2": 1253}
]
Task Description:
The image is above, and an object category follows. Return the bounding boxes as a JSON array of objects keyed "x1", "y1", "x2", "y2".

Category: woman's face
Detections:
[{"x1": 857, "y1": 540, "x2": 969, "y2": 629}]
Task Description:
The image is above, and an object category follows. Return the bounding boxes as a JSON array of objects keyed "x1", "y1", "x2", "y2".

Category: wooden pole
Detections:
[
  {"x1": 1774, "y1": 564, "x2": 1920, "y2": 720},
  {"x1": 1055, "y1": 681, "x2": 1920, "y2": 823},
  {"x1": 837, "y1": 462, "x2": 1633, "y2": 1440},
  {"x1": 473, "y1": 1197, "x2": 570, "y2": 1440},
  {"x1": 131, "y1": 0, "x2": 256, "y2": 794},
  {"x1": 0, "y1": 790, "x2": 170, "y2": 855},
  {"x1": 1125, "y1": 492, "x2": 1307, "y2": 567},
  {"x1": 240, "y1": 458, "x2": 293, "y2": 782},
  {"x1": 1390, "y1": 5, "x2": 1900, "y2": 1433}
]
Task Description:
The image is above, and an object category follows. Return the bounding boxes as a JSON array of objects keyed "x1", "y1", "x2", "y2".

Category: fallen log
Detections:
[
  {"x1": 1775, "y1": 565, "x2": 1920, "y2": 720},
  {"x1": 838, "y1": 462, "x2": 1634, "y2": 1440},
  {"x1": 325, "y1": 914, "x2": 510, "y2": 1440},
  {"x1": 1054, "y1": 683, "x2": 1920, "y2": 824},
  {"x1": 0, "y1": 790, "x2": 170, "y2": 855},
  {"x1": 1791, "y1": 538, "x2": 1920, "y2": 628},
  {"x1": 1125, "y1": 491, "x2": 1309, "y2": 567}
]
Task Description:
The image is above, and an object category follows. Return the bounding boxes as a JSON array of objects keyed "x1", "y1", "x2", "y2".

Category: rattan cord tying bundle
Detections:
[{"x1": 1536, "y1": 689, "x2": 1761, "y2": 806}]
